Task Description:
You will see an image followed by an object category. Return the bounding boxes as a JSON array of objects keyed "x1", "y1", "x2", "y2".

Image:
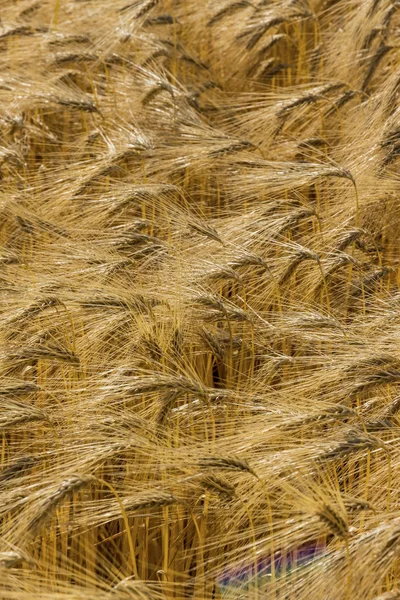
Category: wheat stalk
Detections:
[{"x1": 0, "y1": 0, "x2": 400, "y2": 597}]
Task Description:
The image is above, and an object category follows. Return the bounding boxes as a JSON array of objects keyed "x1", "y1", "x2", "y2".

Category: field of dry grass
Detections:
[{"x1": 1, "y1": 0, "x2": 400, "y2": 598}]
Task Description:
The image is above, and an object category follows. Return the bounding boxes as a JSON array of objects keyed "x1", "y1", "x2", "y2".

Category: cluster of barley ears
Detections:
[{"x1": 1, "y1": 0, "x2": 400, "y2": 598}]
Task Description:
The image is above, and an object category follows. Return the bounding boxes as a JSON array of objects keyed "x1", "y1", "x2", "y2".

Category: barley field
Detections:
[{"x1": 0, "y1": 0, "x2": 400, "y2": 598}]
